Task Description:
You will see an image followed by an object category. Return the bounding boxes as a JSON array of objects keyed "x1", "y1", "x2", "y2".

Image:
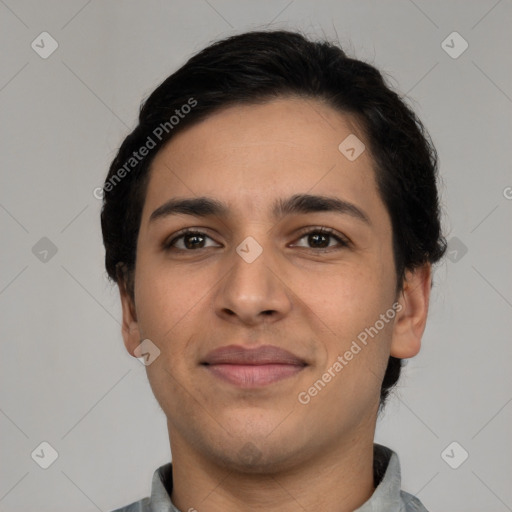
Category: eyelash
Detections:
[{"x1": 163, "y1": 227, "x2": 350, "y2": 253}]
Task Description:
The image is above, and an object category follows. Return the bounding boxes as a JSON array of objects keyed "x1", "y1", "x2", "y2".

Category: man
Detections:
[{"x1": 102, "y1": 29, "x2": 446, "y2": 511}]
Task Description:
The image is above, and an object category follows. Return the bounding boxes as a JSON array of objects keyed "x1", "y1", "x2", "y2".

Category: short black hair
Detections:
[{"x1": 100, "y1": 29, "x2": 447, "y2": 407}]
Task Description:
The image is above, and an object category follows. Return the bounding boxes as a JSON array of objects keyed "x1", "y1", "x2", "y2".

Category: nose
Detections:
[{"x1": 213, "y1": 243, "x2": 292, "y2": 327}]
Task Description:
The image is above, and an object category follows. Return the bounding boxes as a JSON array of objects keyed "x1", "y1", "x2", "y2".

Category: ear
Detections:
[
  {"x1": 390, "y1": 263, "x2": 432, "y2": 359},
  {"x1": 117, "y1": 269, "x2": 141, "y2": 358}
]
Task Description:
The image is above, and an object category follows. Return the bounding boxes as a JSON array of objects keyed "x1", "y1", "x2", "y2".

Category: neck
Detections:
[{"x1": 167, "y1": 425, "x2": 376, "y2": 512}]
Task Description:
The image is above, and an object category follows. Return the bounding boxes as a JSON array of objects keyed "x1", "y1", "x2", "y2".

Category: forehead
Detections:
[{"x1": 141, "y1": 96, "x2": 385, "y2": 224}]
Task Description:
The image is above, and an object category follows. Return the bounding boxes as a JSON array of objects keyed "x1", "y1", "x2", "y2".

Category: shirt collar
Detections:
[{"x1": 355, "y1": 443, "x2": 404, "y2": 511}]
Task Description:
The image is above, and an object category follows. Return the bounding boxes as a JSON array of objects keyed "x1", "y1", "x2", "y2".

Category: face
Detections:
[{"x1": 119, "y1": 96, "x2": 430, "y2": 472}]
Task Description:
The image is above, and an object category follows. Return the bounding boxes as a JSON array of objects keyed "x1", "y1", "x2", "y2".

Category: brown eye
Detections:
[
  {"x1": 164, "y1": 230, "x2": 220, "y2": 251},
  {"x1": 292, "y1": 228, "x2": 349, "y2": 251},
  {"x1": 307, "y1": 232, "x2": 330, "y2": 248}
]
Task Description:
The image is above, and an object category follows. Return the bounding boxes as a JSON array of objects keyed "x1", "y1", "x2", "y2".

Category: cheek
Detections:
[
  {"x1": 301, "y1": 263, "x2": 391, "y2": 329},
  {"x1": 134, "y1": 253, "x2": 203, "y2": 335},
  {"x1": 300, "y1": 262, "x2": 396, "y2": 386}
]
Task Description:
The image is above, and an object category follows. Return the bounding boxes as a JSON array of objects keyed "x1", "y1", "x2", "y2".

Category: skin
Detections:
[{"x1": 118, "y1": 96, "x2": 431, "y2": 511}]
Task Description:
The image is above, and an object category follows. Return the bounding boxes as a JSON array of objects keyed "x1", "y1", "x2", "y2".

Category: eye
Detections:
[
  {"x1": 291, "y1": 227, "x2": 349, "y2": 251},
  {"x1": 164, "y1": 230, "x2": 220, "y2": 251},
  {"x1": 163, "y1": 227, "x2": 350, "y2": 253}
]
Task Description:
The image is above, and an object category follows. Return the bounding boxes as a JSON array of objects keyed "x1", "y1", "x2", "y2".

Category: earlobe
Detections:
[
  {"x1": 390, "y1": 264, "x2": 432, "y2": 359},
  {"x1": 118, "y1": 272, "x2": 141, "y2": 358}
]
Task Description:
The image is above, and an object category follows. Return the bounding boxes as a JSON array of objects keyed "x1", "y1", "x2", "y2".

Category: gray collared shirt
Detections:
[{"x1": 111, "y1": 444, "x2": 428, "y2": 512}]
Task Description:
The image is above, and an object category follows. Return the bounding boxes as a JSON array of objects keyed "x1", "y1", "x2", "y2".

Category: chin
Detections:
[{"x1": 206, "y1": 432, "x2": 310, "y2": 475}]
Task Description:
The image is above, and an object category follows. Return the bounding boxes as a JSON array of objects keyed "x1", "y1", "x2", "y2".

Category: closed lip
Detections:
[{"x1": 201, "y1": 345, "x2": 307, "y2": 366}]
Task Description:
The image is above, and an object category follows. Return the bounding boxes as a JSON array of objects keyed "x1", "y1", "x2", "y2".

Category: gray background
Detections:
[{"x1": 1, "y1": 1, "x2": 511, "y2": 511}]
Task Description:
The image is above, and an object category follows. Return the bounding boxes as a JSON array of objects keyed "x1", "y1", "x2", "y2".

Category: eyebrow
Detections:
[{"x1": 149, "y1": 194, "x2": 371, "y2": 226}]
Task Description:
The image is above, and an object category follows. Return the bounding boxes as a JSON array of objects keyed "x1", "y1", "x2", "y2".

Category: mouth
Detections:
[{"x1": 201, "y1": 345, "x2": 308, "y2": 388}]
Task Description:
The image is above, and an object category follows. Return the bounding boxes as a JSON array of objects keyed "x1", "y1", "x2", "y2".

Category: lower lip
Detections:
[{"x1": 204, "y1": 363, "x2": 305, "y2": 387}]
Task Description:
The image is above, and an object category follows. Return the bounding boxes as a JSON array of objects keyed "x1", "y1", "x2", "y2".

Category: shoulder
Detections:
[
  {"x1": 109, "y1": 462, "x2": 174, "y2": 512},
  {"x1": 109, "y1": 496, "x2": 151, "y2": 512}
]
